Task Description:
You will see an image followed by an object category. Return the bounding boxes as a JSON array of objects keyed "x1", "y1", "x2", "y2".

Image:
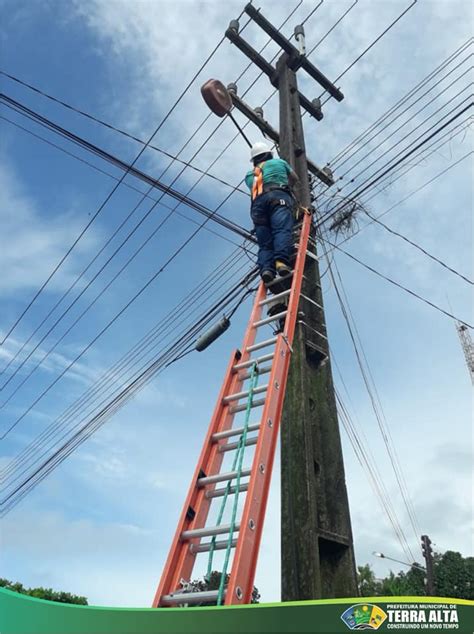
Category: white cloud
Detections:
[{"x1": 0, "y1": 160, "x2": 100, "y2": 296}]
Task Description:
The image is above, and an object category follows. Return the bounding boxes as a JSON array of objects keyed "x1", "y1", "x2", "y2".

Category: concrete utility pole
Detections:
[
  {"x1": 225, "y1": 4, "x2": 357, "y2": 600},
  {"x1": 421, "y1": 535, "x2": 435, "y2": 595}
]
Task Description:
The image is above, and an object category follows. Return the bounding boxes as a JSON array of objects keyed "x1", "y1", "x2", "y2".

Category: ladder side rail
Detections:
[
  {"x1": 153, "y1": 284, "x2": 267, "y2": 606},
  {"x1": 152, "y1": 348, "x2": 240, "y2": 606},
  {"x1": 282, "y1": 212, "x2": 312, "y2": 344},
  {"x1": 225, "y1": 212, "x2": 312, "y2": 604}
]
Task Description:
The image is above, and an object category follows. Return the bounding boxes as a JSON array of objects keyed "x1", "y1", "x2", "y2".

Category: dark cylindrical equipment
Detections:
[
  {"x1": 294, "y1": 24, "x2": 305, "y2": 38},
  {"x1": 195, "y1": 316, "x2": 231, "y2": 352}
]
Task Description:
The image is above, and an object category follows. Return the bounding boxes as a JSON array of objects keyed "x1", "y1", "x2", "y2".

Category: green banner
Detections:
[{"x1": 1, "y1": 589, "x2": 472, "y2": 634}]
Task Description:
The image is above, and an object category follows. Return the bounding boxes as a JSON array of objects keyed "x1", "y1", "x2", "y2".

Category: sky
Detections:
[{"x1": 0, "y1": 0, "x2": 472, "y2": 607}]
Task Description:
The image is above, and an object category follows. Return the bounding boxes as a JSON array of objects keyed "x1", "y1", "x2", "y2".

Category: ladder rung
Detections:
[
  {"x1": 206, "y1": 483, "x2": 249, "y2": 499},
  {"x1": 301, "y1": 293, "x2": 322, "y2": 310},
  {"x1": 265, "y1": 271, "x2": 294, "y2": 287},
  {"x1": 253, "y1": 311, "x2": 287, "y2": 328},
  {"x1": 294, "y1": 243, "x2": 319, "y2": 262},
  {"x1": 161, "y1": 589, "x2": 224, "y2": 605},
  {"x1": 219, "y1": 435, "x2": 258, "y2": 453},
  {"x1": 246, "y1": 337, "x2": 278, "y2": 353},
  {"x1": 298, "y1": 320, "x2": 328, "y2": 340},
  {"x1": 230, "y1": 397, "x2": 266, "y2": 414},
  {"x1": 259, "y1": 289, "x2": 291, "y2": 306},
  {"x1": 240, "y1": 364, "x2": 272, "y2": 380},
  {"x1": 233, "y1": 352, "x2": 274, "y2": 370},
  {"x1": 212, "y1": 422, "x2": 260, "y2": 441},
  {"x1": 190, "y1": 538, "x2": 238, "y2": 554},
  {"x1": 198, "y1": 469, "x2": 251, "y2": 487},
  {"x1": 181, "y1": 522, "x2": 241, "y2": 540},
  {"x1": 223, "y1": 384, "x2": 268, "y2": 403}
]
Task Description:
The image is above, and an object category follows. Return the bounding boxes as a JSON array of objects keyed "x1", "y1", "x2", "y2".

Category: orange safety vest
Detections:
[{"x1": 251, "y1": 162, "x2": 265, "y2": 200}]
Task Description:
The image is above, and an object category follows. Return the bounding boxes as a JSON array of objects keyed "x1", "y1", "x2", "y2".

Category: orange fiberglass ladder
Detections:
[{"x1": 153, "y1": 210, "x2": 313, "y2": 607}]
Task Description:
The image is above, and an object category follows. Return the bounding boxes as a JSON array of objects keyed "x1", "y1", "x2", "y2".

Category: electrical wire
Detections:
[
  {"x1": 329, "y1": 38, "x2": 473, "y2": 167},
  {"x1": 0, "y1": 99, "x2": 257, "y2": 389},
  {"x1": 0, "y1": 112, "x2": 250, "y2": 250},
  {"x1": 0, "y1": 31, "x2": 231, "y2": 347},
  {"x1": 362, "y1": 209, "x2": 473, "y2": 285},
  {"x1": 1, "y1": 264, "x2": 258, "y2": 514},
  {"x1": 1, "y1": 250, "x2": 256, "y2": 480},
  {"x1": 331, "y1": 44, "x2": 473, "y2": 171},
  {"x1": 319, "y1": 0, "x2": 419, "y2": 102},
  {"x1": 339, "y1": 67, "x2": 472, "y2": 181},
  {"x1": 336, "y1": 86, "x2": 472, "y2": 190},
  {"x1": 0, "y1": 1, "x2": 305, "y2": 379},
  {"x1": 318, "y1": 234, "x2": 473, "y2": 329},
  {"x1": 0, "y1": 2, "x2": 313, "y2": 406},
  {"x1": 335, "y1": 387, "x2": 415, "y2": 562},
  {"x1": 0, "y1": 95, "x2": 253, "y2": 239},
  {"x1": 315, "y1": 101, "x2": 473, "y2": 229},
  {"x1": 1, "y1": 266, "x2": 252, "y2": 483},
  {"x1": 330, "y1": 260, "x2": 423, "y2": 539},
  {"x1": 353, "y1": 117, "x2": 473, "y2": 207},
  {"x1": 0, "y1": 183, "x2": 258, "y2": 439},
  {"x1": 0, "y1": 69, "x2": 251, "y2": 195},
  {"x1": 320, "y1": 240, "x2": 422, "y2": 547}
]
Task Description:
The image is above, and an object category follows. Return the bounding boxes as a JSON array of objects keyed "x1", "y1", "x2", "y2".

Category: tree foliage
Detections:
[
  {"x1": 0, "y1": 579, "x2": 88, "y2": 605},
  {"x1": 357, "y1": 551, "x2": 473, "y2": 600}
]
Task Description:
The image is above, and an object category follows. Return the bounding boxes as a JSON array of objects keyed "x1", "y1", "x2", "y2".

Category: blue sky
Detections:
[{"x1": 0, "y1": 0, "x2": 472, "y2": 607}]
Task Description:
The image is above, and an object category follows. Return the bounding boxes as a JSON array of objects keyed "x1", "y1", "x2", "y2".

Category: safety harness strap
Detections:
[{"x1": 251, "y1": 163, "x2": 265, "y2": 200}]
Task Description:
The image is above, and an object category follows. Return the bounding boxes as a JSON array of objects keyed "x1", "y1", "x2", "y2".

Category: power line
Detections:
[
  {"x1": 332, "y1": 46, "x2": 473, "y2": 172},
  {"x1": 0, "y1": 1, "x2": 306, "y2": 375},
  {"x1": 362, "y1": 148, "x2": 473, "y2": 226},
  {"x1": 0, "y1": 95, "x2": 253, "y2": 240},
  {"x1": 362, "y1": 209, "x2": 473, "y2": 285},
  {"x1": 319, "y1": 234, "x2": 473, "y2": 329},
  {"x1": 0, "y1": 163, "x2": 256, "y2": 439},
  {"x1": 0, "y1": 69, "x2": 251, "y2": 195},
  {"x1": 336, "y1": 85, "x2": 472, "y2": 189},
  {"x1": 328, "y1": 38, "x2": 473, "y2": 168},
  {"x1": 1, "y1": 264, "x2": 257, "y2": 514},
  {"x1": 0, "y1": 102, "x2": 255, "y2": 389},
  {"x1": 315, "y1": 101, "x2": 473, "y2": 229},
  {"x1": 0, "y1": 112, "x2": 250, "y2": 250},
  {"x1": 322, "y1": 244, "x2": 422, "y2": 545},
  {"x1": 338, "y1": 66, "x2": 472, "y2": 181},
  {"x1": 0, "y1": 2, "x2": 315, "y2": 393},
  {"x1": 319, "y1": 0, "x2": 419, "y2": 101},
  {"x1": 0, "y1": 32, "x2": 229, "y2": 347},
  {"x1": 335, "y1": 387, "x2": 415, "y2": 562},
  {"x1": 1, "y1": 250, "x2": 255, "y2": 475},
  {"x1": 321, "y1": 246, "x2": 419, "y2": 552},
  {"x1": 354, "y1": 118, "x2": 473, "y2": 208},
  {"x1": 1, "y1": 248, "x2": 255, "y2": 481},
  {"x1": 318, "y1": 119, "x2": 473, "y2": 247},
  {"x1": 310, "y1": 0, "x2": 359, "y2": 53}
]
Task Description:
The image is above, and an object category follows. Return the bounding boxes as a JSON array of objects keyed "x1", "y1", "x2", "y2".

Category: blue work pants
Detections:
[{"x1": 250, "y1": 190, "x2": 294, "y2": 274}]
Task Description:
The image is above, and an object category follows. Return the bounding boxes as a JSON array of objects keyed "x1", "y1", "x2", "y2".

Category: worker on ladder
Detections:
[{"x1": 245, "y1": 141, "x2": 299, "y2": 284}]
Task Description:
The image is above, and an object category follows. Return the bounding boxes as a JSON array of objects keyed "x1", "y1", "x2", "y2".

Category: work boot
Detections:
[
  {"x1": 275, "y1": 260, "x2": 291, "y2": 276},
  {"x1": 261, "y1": 270, "x2": 275, "y2": 284}
]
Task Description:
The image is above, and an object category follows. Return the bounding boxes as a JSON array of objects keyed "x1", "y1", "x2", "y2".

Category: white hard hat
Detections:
[{"x1": 250, "y1": 141, "x2": 273, "y2": 161}]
